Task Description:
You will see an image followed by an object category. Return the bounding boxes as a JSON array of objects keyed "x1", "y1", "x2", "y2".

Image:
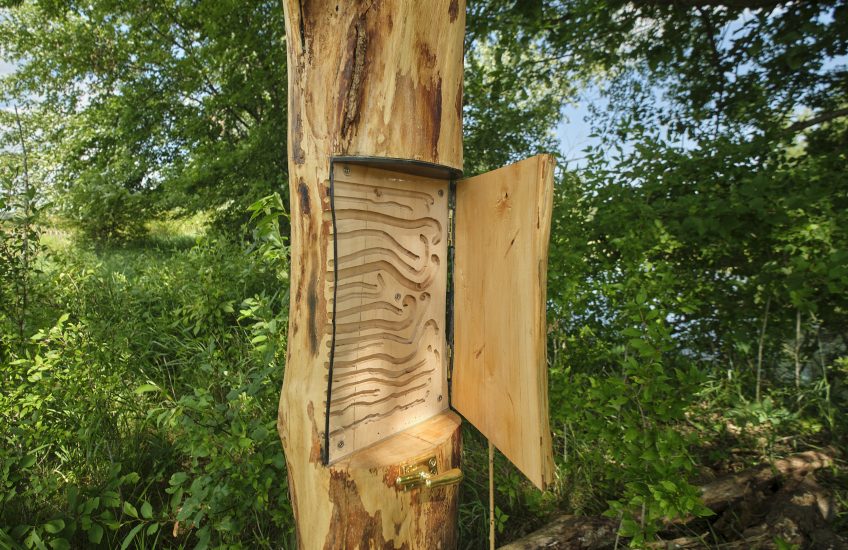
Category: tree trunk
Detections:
[{"x1": 278, "y1": 1, "x2": 466, "y2": 548}]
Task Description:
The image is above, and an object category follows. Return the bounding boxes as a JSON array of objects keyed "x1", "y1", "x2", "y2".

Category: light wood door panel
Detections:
[{"x1": 452, "y1": 154, "x2": 556, "y2": 490}]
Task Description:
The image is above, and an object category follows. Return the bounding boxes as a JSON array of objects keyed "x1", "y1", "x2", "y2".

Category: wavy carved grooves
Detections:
[{"x1": 325, "y1": 164, "x2": 449, "y2": 461}]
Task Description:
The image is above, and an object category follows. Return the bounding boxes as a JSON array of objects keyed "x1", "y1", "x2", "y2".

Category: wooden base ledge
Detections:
[
  {"x1": 338, "y1": 410, "x2": 462, "y2": 470},
  {"x1": 308, "y1": 411, "x2": 462, "y2": 549}
]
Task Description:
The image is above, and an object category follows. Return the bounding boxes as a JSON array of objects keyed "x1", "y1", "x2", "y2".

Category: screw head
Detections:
[
  {"x1": 437, "y1": 394, "x2": 443, "y2": 402},
  {"x1": 343, "y1": 166, "x2": 351, "y2": 176},
  {"x1": 438, "y1": 189, "x2": 444, "y2": 197},
  {"x1": 394, "y1": 293, "x2": 401, "y2": 301},
  {"x1": 337, "y1": 440, "x2": 345, "y2": 449}
]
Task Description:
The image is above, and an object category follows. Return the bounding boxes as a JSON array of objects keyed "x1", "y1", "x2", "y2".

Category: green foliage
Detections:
[
  {"x1": 458, "y1": 425, "x2": 559, "y2": 547},
  {"x1": 548, "y1": 236, "x2": 713, "y2": 539},
  {"x1": 0, "y1": 108, "x2": 48, "y2": 363},
  {"x1": 0, "y1": 180, "x2": 42, "y2": 354},
  {"x1": 462, "y1": 11, "x2": 569, "y2": 175},
  {"x1": 63, "y1": 177, "x2": 151, "y2": 242},
  {"x1": 0, "y1": 0, "x2": 288, "y2": 236},
  {"x1": 0, "y1": 229, "x2": 291, "y2": 548}
]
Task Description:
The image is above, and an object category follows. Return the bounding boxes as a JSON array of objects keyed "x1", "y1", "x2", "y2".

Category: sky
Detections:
[
  {"x1": 556, "y1": 102, "x2": 597, "y2": 170},
  {"x1": 0, "y1": 59, "x2": 14, "y2": 116},
  {"x1": 0, "y1": 59, "x2": 17, "y2": 110}
]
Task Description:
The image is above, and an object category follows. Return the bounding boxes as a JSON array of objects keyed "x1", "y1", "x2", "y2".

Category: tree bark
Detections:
[{"x1": 278, "y1": 1, "x2": 466, "y2": 548}]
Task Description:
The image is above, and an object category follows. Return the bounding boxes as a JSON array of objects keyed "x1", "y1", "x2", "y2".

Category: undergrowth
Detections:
[
  {"x1": 2, "y1": 202, "x2": 845, "y2": 548},
  {"x1": 2, "y1": 205, "x2": 295, "y2": 548}
]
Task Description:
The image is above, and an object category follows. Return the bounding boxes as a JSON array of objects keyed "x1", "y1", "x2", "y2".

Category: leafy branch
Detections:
[{"x1": 786, "y1": 106, "x2": 848, "y2": 133}]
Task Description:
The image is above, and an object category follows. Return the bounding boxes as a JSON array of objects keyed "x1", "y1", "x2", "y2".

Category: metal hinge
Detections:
[
  {"x1": 446, "y1": 180, "x2": 456, "y2": 409},
  {"x1": 448, "y1": 207, "x2": 454, "y2": 247}
]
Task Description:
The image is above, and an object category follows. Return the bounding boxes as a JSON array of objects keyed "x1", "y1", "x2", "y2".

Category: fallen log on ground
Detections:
[
  {"x1": 498, "y1": 449, "x2": 844, "y2": 550},
  {"x1": 496, "y1": 516, "x2": 619, "y2": 550},
  {"x1": 700, "y1": 448, "x2": 835, "y2": 512}
]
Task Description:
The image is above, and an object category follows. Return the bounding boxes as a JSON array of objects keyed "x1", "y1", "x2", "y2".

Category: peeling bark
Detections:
[{"x1": 279, "y1": 1, "x2": 466, "y2": 547}]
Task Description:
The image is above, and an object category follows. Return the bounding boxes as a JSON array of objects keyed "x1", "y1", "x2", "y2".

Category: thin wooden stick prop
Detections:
[{"x1": 489, "y1": 440, "x2": 496, "y2": 550}]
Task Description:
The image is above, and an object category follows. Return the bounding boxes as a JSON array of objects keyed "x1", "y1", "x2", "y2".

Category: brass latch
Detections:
[{"x1": 395, "y1": 455, "x2": 464, "y2": 491}]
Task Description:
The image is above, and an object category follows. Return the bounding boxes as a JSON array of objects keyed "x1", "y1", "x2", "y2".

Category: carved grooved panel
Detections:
[{"x1": 325, "y1": 163, "x2": 448, "y2": 463}]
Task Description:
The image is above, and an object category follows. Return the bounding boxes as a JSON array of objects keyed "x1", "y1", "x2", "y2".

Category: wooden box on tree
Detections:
[{"x1": 278, "y1": 1, "x2": 554, "y2": 547}]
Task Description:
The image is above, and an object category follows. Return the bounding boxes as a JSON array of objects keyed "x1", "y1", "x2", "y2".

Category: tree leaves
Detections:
[
  {"x1": 42, "y1": 519, "x2": 64, "y2": 534},
  {"x1": 122, "y1": 501, "x2": 139, "y2": 519},
  {"x1": 140, "y1": 500, "x2": 153, "y2": 520},
  {"x1": 1, "y1": 0, "x2": 289, "y2": 236},
  {"x1": 120, "y1": 524, "x2": 143, "y2": 550},
  {"x1": 86, "y1": 524, "x2": 104, "y2": 544}
]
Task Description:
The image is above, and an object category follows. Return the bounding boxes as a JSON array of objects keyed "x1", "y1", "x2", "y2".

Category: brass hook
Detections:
[{"x1": 395, "y1": 455, "x2": 464, "y2": 491}]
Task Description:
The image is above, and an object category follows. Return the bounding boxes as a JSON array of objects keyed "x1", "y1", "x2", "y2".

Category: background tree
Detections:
[
  {"x1": 466, "y1": 0, "x2": 848, "y2": 538},
  {"x1": 0, "y1": 0, "x2": 287, "y2": 236}
]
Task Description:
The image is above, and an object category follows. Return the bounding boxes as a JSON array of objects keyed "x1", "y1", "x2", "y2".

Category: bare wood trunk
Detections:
[{"x1": 278, "y1": 1, "x2": 466, "y2": 547}]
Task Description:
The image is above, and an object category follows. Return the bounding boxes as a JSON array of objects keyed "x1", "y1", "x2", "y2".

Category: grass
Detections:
[{"x1": 3, "y1": 218, "x2": 293, "y2": 548}]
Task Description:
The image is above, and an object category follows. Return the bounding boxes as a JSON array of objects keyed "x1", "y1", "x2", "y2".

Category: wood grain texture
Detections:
[
  {"x1": 340, "y1": 410, "x2": 461, "y2": 470},
  {"x1": 278, "y1": 1, "x2": 465, "y2": 547},
  {"x1": 452, "y1": 154, "x2": 556, "y2": 490},
  {"x1": 326, "y1": 163, "x2": 449, "y2": 462}
]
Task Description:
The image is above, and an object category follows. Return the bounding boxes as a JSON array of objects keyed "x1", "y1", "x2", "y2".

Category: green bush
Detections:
[
  {"x1": 0, "y1": 227, "x2": 292, "y2": 548},
  {"x1": 62, "y1": 177, "x2": 152, "y2": 242}
]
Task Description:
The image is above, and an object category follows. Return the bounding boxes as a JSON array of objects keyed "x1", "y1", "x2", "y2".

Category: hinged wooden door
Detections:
[{"x1": 452, "y1": 154, "x2": 556, "y2": 490}]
